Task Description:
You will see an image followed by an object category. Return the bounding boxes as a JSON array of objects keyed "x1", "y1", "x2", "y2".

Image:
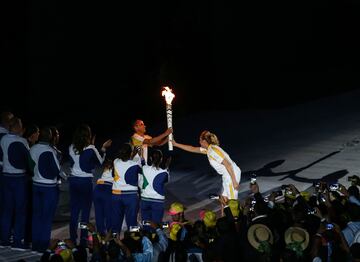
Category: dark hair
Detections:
[
  {"x1": 49, "y1": 126, "x2": 60, "y2": 145},
  {"x1": 72, "y1": 124, "x2": 92, "y2": 154},
  {"x1": 73, "y1": 245, "x2": 87, "y2": 262},
  {"x1": 122, "y1": 231, "x2": 142, "y2": 253},
  {"x1": 216, "y1": 217, "x2": 232, "y2": 235},
  {"x1": 348, "y1": 185, "x2": 359, "y2": 199},
  {"x1": 39, "y1": 127, "x2": 52, "y2": 143},
  {"x1": 9, "y1": 117, "x2": 22, "y2": 132},
  {"x1": 151, "y1": 149, "x2": 163, "y2": 169},
  {"x1": 23, "y1": 124, "x2": 39, "y2": 139},
  {"x1": 107, "y1": 240, "x2": 121, "y2": 259},
  {"x1": 49, "y1": 254, "x2": 64, "y2": 262},
  {"x1": 117, "y1": 143, "x2": 133, "y2": 161},
  {"x1": 0, "y1": 111, "x2": 14, "y2": 127}
]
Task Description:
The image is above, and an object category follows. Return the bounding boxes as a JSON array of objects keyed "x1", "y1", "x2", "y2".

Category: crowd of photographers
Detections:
[{"x1": 38, "y1": 175, "x2": 360, "y2": 262}]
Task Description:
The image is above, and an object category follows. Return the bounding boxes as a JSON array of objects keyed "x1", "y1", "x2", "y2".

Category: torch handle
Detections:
[{"x1": 166, "y1": 104, "x2": 173, "y2": 151}]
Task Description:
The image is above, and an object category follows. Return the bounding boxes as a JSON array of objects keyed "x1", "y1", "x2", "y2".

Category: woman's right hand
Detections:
[
  {"x1": 165, "y1": 128, "x2": 173, "y2": 136},
  {"x1": 101, "y1": 139, "x2": 112, "y2": 151}
]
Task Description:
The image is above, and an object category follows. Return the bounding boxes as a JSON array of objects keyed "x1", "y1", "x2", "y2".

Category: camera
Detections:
[
  {"x1": 161, "y1": 222, "x2": 169, "y2": 229},
  {"x1": 209, "y1": 194, "x2": 220, "y2": 200},
  {"x1": 129, "y1": 226, "x2": 140, "y2": 232},
  {"x1": 318, "y1": 194, "x2": 326, "y2": 203},
  {"x1": 142, "y1": 220, "x2": 151, "y2": 226},
  {"x1": 57, "y1": 240, "x2": 66, "y2": 248},
  {"x1": 112, "y1": 232, "x2": 118, "y2": 238},
  {"x1": 274, "y1": 190, "x2": 283, "y2": 197},
  {"x1": 313, "y1": 181, "x2": 320, "y2": 189},
  {"x1": 78, "y1": 222, "x2": 88, "y2": 230},
  {"x1": 329, "y1": 183, "x2": 339, "y2": 191},
  {"x1": 250, "y1": 174, "x2": 257, "y2": 185},
  {"x1": 249, "y1": 198, "x2": 256, "y2": 212},
  {"x1": 280, "y1": 185, "x2": 289, "y2": 190},
  {"x1": 326, "y1": 223, "x2": 334, "y2": 230},
  {"x1": 307, "y1": 208, "x2": 316, "y2": 215}
]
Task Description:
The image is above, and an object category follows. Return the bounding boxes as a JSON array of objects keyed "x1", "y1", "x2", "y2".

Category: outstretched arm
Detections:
[
  {"x1": 143, "y1": 128, "x2": 173, "y2": 146},
  {"x1": 172, "y1": 140, "x2": 206, "y2": 154}
]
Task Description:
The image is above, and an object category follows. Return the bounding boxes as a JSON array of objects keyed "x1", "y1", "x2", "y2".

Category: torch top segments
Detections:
[{"x1": 161, "y1": 86, "x2": 175, "y2": 105}]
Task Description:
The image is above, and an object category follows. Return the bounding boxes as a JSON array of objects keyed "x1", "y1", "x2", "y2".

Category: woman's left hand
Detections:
[{"x1": 233, "y1": 182, "x2": 240, "y2": 191}]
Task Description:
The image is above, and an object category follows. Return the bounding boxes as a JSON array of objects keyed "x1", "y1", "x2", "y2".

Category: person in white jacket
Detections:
[{"x1": 140, "y1": 149, "x2": 171, "y2": 224}]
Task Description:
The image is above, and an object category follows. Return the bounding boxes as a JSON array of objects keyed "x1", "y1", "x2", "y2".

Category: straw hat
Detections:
[
  {"x1": 300, "y1": 191, "x2": 310, "y2": 201},
  {"x1": 247, "y1": 224, "x2": 273, "y2": 252},
  {"x1": 203, "y1": 210, "x2": 217, "y2": 228},
  {"x1": 284, "y1": 227, "x2": 309, "y2": 251},
  {"x1": 168, "y1": 202, "x2": 185, "y2": 215}
]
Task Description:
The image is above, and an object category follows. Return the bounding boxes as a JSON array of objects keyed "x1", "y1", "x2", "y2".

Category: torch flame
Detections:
[{"x1": 161, "y1": 86, "x2": 175, "y2": 105}]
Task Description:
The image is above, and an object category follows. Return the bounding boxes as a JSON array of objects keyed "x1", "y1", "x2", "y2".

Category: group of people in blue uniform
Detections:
[{"x1": 0, "y1": 112, "x2": 173, "y2": 253}]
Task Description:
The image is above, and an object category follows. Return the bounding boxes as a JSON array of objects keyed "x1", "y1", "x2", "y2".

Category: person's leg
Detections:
[
  {"x1": 24, "y1": 178, "x2": 32, "y2": 245},
  {"x1": 79, "y1": 178, "x2": 93, "y2": 246},
  {"x1": 124, "y1": 194, "x2": 139, "y2": 228},
  {"x1": 140, "y1": 200, "x2": 152, "y2": 222},
  {"x1": 220, "y1": 178, "x2": 231, "y2": 217},
  {"x1": 103, "y1": 185, "x2": 113, "y2": 233},
  {"x1": 13, "y1": 176, "x2": 27, "y2": 248},
  {"x1": 111, "y1": 194, "x2": 124, "y2": 234},
  {"x1": 93, "y1": 185, "x2": 105, "y2": 234},
  {"x1": 151, "y1": 201, "x2": 165, "y2": 224},
  {"x1": 0, "y1": 176, "x2": 14, "y2": 245},
  {"x1": 31, "y1": 185, "x2": 41, "y2": 251},
  {"x1": 39, "y1": 186, "x2": 59, "y2": 252},
  {"x1": 69, "y1": 177, "x2": 81, "y2": 244}
]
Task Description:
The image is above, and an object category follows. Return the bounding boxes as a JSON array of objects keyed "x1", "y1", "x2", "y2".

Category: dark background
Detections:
[{"x1": 1, "y1": 0, "x2": 359, "y2": 145}]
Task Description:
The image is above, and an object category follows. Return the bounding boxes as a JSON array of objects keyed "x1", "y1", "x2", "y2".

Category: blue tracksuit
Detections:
[
  {"x1": 0, "y1": 133, "x2": 30, "y2": 247},
  {"x1": 30, "y1": 142, "x2": 60, "y2": 252},
  {"x1": 93, "y1": 169, "x2": 113, "y2": 235},
  {"x1": 111, "y1": 158, "x2": 141, "y2": 233},
  {"x1": 0, "y1": 126, "x2": 9, "y2": 240},
  {"x1": 68, "y1": 144, "x2": 104, "y2": 245},
  {"x1": 140, "y1": 165, "x2": 169, "y2": 224}
]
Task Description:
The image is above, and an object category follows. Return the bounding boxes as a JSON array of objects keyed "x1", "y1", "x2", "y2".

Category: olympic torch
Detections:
[{"x1": 161, "y1": 86, "x2": 175, "y2": 151}]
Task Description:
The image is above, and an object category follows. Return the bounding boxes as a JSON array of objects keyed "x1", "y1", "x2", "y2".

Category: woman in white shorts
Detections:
[{"x1": 172, "y1": 130, "x2": 241, "y2": 212}]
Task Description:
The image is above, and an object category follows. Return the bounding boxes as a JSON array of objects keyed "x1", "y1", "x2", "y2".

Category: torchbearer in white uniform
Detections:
[{"x1": 172, "y1": 130, "x2": 241, "y2": 214}]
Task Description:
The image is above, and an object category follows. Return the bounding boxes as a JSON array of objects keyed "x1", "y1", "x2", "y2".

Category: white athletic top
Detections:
[
  {"x1": 131, "y1": 133, "x2": 152, "y2": 164},
  {"x1": 202, "y1": 145, "x2": 240, "y2": 180}
]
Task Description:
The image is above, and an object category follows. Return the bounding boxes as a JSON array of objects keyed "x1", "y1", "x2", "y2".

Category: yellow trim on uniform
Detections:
[
  {"x1": 229, "y1": 184, "x2": 235, "y2": 199},
  {"x1": 131, "y1": 136, "x2": 143, "y2": 146},
  {"x1": 208, "y1": 155, "x2": 217, "y2": 162},
  {"x1": 211, "y1": 145, "x2": 225, "y2": 159},
  {"x1": 97, "y1": 180, "x2": 104, "y2": 185},
  {"x1": 112, "y1": 189, "x2": 121, "y2": 194},
  {"x1": 114, "y1": 169, "x2": 120, "y2": 182}
]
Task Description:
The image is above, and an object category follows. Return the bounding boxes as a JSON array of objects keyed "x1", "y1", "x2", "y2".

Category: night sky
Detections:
[{"x1": 1, "y1": 1, "x2": 360, "y2": 142}]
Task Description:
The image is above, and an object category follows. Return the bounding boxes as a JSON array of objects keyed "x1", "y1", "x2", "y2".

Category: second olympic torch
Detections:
[{"x1": 161, "y1": 86, "x2": 175, "y2": 151}]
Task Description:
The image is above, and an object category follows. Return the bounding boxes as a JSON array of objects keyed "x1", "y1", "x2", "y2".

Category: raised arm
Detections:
[
  {"x1": 143, "y1": 128, "x2": 173, "y2": 146},
  {"x1": 172, "y1": 140, "x2": 206, "y2": 154}
]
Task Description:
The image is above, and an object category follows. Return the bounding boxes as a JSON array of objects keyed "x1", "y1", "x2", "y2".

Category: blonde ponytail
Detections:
[{"x1": 200, "y1": 130, "x2": 220, "y2": 146}]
